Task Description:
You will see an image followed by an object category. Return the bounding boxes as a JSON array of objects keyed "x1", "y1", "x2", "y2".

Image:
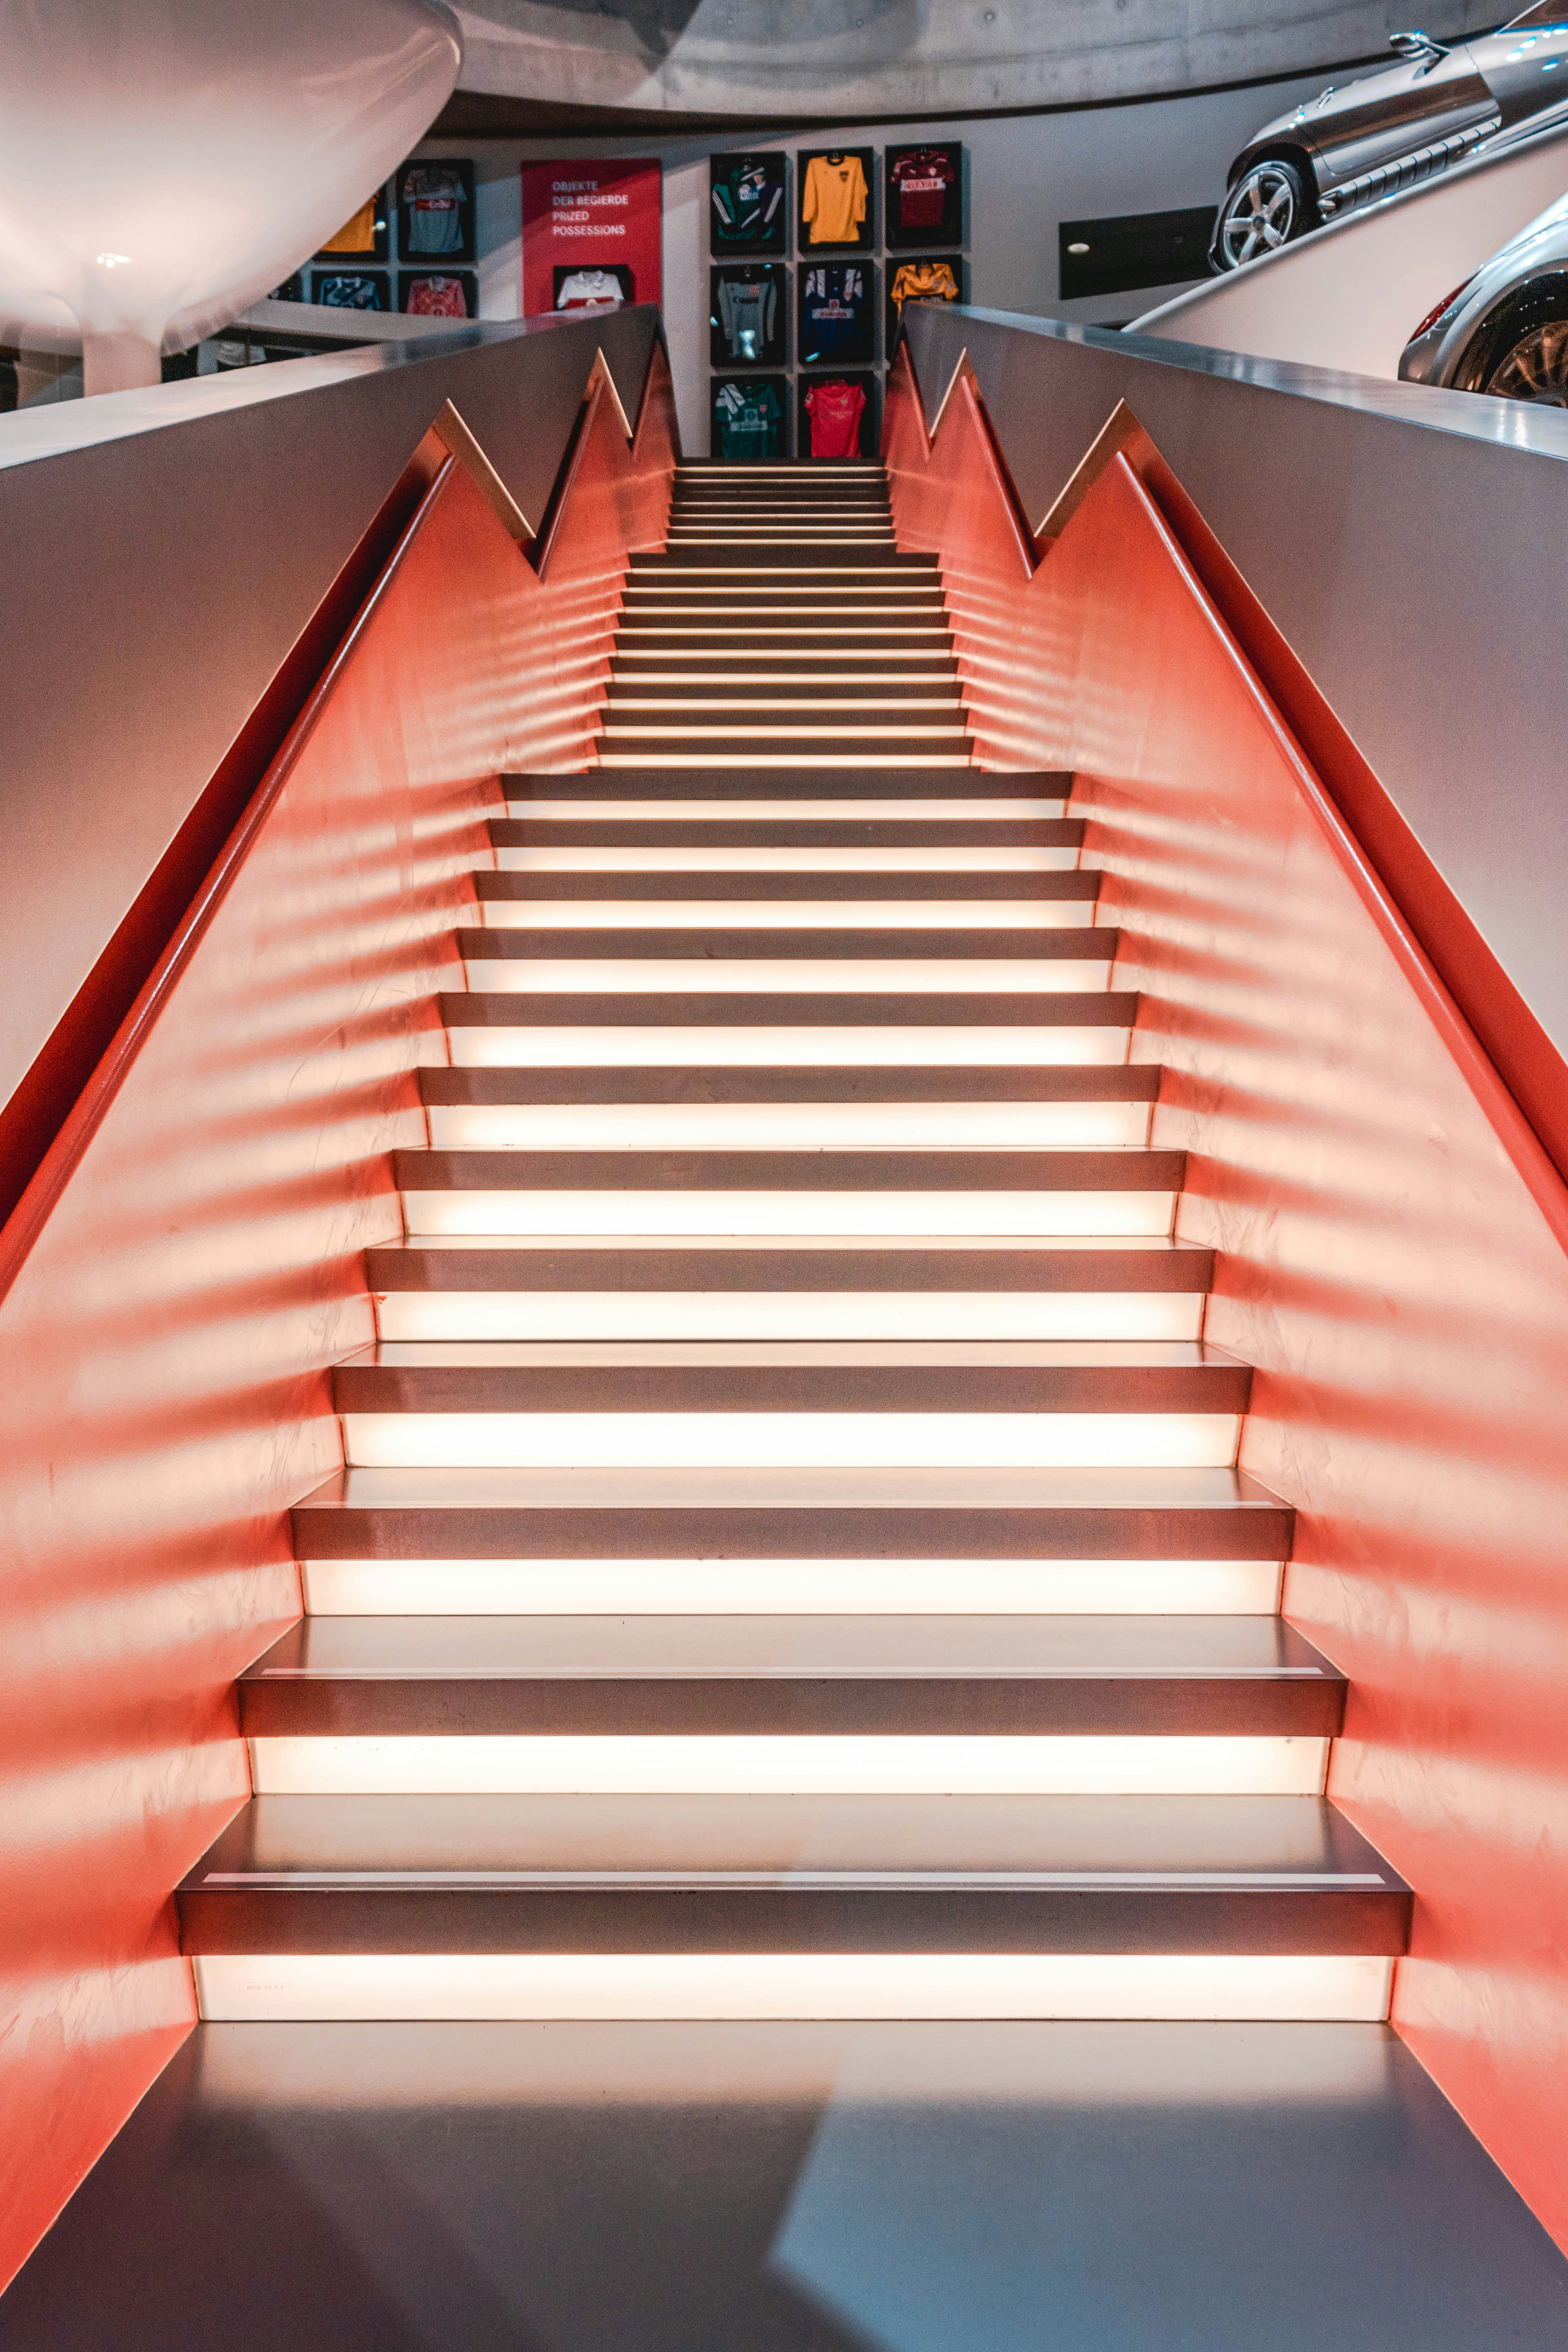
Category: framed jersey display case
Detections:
[
  {"x1": 398, "y1": 157, "x2": 475, "y2": 265},
  {"x1": 712, "y1": 376, "x2": 788, "y2": 460},
  {"x1": 710, "y1": 264, "x2": 787, "y2": 367},
  {"x1": 798, "y1": 372, "x2": 875, "y2": 460},
  {"x1": 399, "y1": 269, "x2": 477, "y2": 319},
  {"x1": 315, "y1": 183, "x2": 392, "y2": 264},
  {"x1": 884, "y1": 142, "x2": 962, "y2": 249},
  {"x1": 554, "y1": 262, "x2": 634, "y2": 310},
  {"x1": 798, "y1": 260, "x2": 875, "y2": 368},
  {"x1": 797, "y1": 148, "x2": 874, "y2": 252},
  {"x1": 710, "y1": 152, "x2": 787, "y2": 254},
  {"x1": 886, "y1": 253, "x2": 963, "y2": 350},
  {"x1": 310, "y1": 269, "x2": 389, "y2": 312}
]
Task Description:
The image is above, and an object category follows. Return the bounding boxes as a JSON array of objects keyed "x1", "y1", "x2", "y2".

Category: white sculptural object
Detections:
[{"x1": 0, "y1": 0, "x2": 462, "y2": 396}]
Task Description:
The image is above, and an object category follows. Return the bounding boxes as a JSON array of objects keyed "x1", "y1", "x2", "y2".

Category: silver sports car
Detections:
[
  {"x1": 1398, "y1": 187, "x2": 1568, "y2": 398},
  {"x1": 1212, "y1": 5, "x2": 1568, "y2": 270}
]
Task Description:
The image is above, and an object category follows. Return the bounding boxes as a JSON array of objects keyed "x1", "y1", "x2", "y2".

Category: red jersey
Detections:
[
  {"x1": 407, "y1": 275, "x2": 470, "y2": 318},
  {"x1": 805, "y1": 378, "x2": 866, "y2": 459},
  {"x1": 891, "y1": 148, "x2": 956, "y2": 232}
]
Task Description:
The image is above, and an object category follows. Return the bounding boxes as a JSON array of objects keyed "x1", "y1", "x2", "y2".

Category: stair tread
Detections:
[
  {"x1": 474, "y1": 875, "x2": 1096, "y2": 900},
  {"x1": 181, "y1": 1791, "x2": 1400, "y2": 1882},
  {"x1": 396, "y1": 1145, "x2": 1176, "y2": 1186},
  {"x1": 365, "y1": 1235, "x2": 1213, "y2": 1292},
  {"x1": 494, "y1": 781, "x2": 1053, "y2": 809},
  {"x1": 489, "y1": 822, "x2": 1083, "y2": 845},
  {"x1": 437, "y1": 992, "x2": 1134, "y2": 1026},
  {"x1": 331, "y1": 1341, "x2": 1249, "y2": 1413},
  {"x1": 295, "y1": 1461, "x2": 1287, "y2": 1511},
  {"x1": 456, "y1": 927, "x2": 1113, "y2": 960},
  {"x1": 417, "y1": 1065, "x2": 1149, "y2": 1101},
  {"x1": 341, "y1": 1339, "x2": 1237, "y2": 1368},
  {"x1": 290, "y1": 1461, "x2": 1294, "y2": 1560},
  {"x1": 241, "y1": 1614, "x2": 1338, "y2": 1683}
]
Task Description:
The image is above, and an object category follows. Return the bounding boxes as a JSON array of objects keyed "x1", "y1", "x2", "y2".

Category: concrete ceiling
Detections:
[{"x1": 448, "y1": 0, "x2": 1501, "y2": 122}]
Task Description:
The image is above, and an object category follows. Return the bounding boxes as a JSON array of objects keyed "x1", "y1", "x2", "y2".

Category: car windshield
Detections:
[{"x1": 1501, "y1": 2, "x2": 1568, "y2": 27}]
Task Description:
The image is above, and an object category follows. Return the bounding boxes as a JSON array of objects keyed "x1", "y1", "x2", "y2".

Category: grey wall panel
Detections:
[
  {"x1": 904, "y1": 301, "x2": 1568, "y2": 1074},
  {"x1": 451, "y1": 0, "x2": 1499, "y2": 117},
  {"x1": 0, "y1": 308, "x2": 659, "y2": 1134}
]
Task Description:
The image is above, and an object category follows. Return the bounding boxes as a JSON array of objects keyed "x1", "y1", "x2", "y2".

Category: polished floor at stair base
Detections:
[{"x1": 10, "y1": 2022, "x2": 1567, "y2": 2352}]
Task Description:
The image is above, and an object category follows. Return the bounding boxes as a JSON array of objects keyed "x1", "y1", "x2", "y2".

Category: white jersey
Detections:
[{"x1": 557, "y1": 270, "x2": 624, "y2": 308}]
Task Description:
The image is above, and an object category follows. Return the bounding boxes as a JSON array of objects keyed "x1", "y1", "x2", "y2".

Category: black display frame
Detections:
[
  {"x1": 884, "y1": 141, "x2": 963, "y2": 250},
  {"x1": 798, "y1": 258, "x2": 877, "y2": 368},
  {"x1": 552, "y1": 262, "x2": 636, "y2": 310},
  {"x1": 885, "y1": 252, "x2": 964, "y2": 352},
  {"x1": 710, "y1": 262, "x2": 789, "y2": 368},
  {"x1": 709, "y1": 151, "x2": 789, "y2": 256},
  {"x1": 313, "y1": 182, "x2": 393, "y2": 265},
  {"x1": 797, "y1": 146, "x2": 876, "y2": 255},
  {"x1": 309, "y1": 268, "x2": 392, "y2": 314},
  {"x1": 712, "y1": 373, "x2": 791, "y2": 461},
  {"x1": 399, "y1": 269, "x2": 480, "y2": 319},
  {"x1": 397, "y1": 156, "x2": 477, "y2": 267},
  {"x1": 798, "y1": 370, "x2": 877, "y2": 460}
]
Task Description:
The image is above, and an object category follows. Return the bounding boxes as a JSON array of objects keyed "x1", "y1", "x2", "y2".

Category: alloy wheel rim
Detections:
[
  {"x1": 1485, "y1": 319, "x2": 1568, "y2": 405},
  {"x1": 1219, "y1": 166, "x2": 1298, "y2": 268}
]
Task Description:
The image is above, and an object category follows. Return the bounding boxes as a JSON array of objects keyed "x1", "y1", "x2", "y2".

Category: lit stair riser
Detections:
[
  {"x1": 458, "y1": 960, "x2": 1114, "y2": 995},
  {"x1": 400, "y1": 1191, "x2": 1169, "y2": 1236},
  {"x1": 299, "y1": 1559, "x2": 1287, "y2": 1615},
  {"x1": 421, "y1": 1106, "x2": 1149, "y2": 1150},
  {"x1": 337, "y1": 1411, "x2": 1243, "y2": 1471},
  {"x1": 447, "y1": 1036, "x2": 1132, "y2": 1073},
  {"x1": 246, "y1": 1735, "x2": 1330, "y2": 1797},
  {"x1": 493, "y1": 849, "x2": 1081, "y2": 873},
  {"x1": 191, "y1": 1952, "x2": 1396, "y2": 2023},
  {"x1": 477, "y1": 902, "x2": 1098, "y2": 929},
  {"x1": 500, "y1": 800, "x2": 1065, "y2": 820},
  {"x1": 372, "y1": 1294, "x2": 1203, "y2": 1343}
]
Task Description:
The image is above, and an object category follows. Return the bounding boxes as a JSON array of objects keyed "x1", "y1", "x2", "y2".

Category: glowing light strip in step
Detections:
[
  {"x1": 593, "y1": 754, "x2": 977, "y2": 769},
  {"x1": 248, "y1": 1734, "x2": 1328, "y2": 1798},
  {"x1": 374, "y1": 1292, "x2": 1204, "y2": 1345},
  {"x1": 338, "y1": 1411, "x2": 1240, "y2": 1471},
  {"x1": 501, "y1": 799, "x2": 1065, "y2": 820},
  {"x1": 477, "y1": 902, "x2": 1096, "y2": 929},
  {"x1": 301, "y1": 1557, "x2": 1285, "y2": 1616},
  {"x1": 493, "y1": 849, "x2": 1082, "y2": 873},
  {"x1": 603, "y1": 699, "x2": 966, "y2": 713},
  {"x1": 422, "y1": 1103, "x2": 1151, "y2": 1149},
  {"x1": 457, "y1": 958, "x2": 1112, "y2": 994},
  {"x1": 611, "y1": 630, "x2": 959, "y2": 640},
  {"x1": 447, "y1": 1031, "x2": 1130, "y2": 1069},
  {"x1": 193, "y1": 1953, "x2": 1395, "y2": 2023},
  {"x1": 598, "y1": 727, "x2": 972, "y2": 740},
  {"x1": 400, "y1": 1190, "x2": 1167, "y2": 1236}
]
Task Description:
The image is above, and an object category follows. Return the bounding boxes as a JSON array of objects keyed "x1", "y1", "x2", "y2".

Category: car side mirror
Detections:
[{"x1": 1390, "y1": 27, "x2": 1450, "y2": 62}]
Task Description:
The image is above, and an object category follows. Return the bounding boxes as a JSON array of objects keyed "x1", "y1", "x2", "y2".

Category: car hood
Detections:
[{"x1": 1249, "y1": 54, "x2": 1441, "y2": 148}]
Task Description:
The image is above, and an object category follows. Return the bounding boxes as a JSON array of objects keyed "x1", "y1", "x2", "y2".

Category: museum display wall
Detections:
[{"x1": 390, "y1": 71, "x2": 1347, "y2": 453}]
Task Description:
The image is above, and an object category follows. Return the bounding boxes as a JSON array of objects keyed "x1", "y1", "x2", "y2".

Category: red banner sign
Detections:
[{"x1": 521, "y1": 157, "x2": 662, "y2": 318}]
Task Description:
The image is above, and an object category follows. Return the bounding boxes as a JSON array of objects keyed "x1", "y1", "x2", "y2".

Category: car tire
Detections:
[
  {"x1": 1455, "y1": 278, "x2": 1568, "y2": 405},
  {"x1": 1211, "y1": 157, "x2": 1314, "y2": 273}
]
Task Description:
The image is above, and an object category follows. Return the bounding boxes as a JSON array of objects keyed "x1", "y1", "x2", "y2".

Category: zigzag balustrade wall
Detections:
[
  {"x1": 883, "y1": 340, "x2": 1568, "y2": 2253},
  {"x1": 0, "y1": 348, "x2": 678, "y2": 2291}
]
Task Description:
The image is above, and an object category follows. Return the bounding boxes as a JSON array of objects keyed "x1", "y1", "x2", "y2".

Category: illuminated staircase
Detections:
[{"x1": 180, "y1": 461, "x2": 1408, "y2": 2022}]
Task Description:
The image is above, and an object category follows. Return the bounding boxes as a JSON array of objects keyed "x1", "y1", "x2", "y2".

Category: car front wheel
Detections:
[{"x1": 1212, "y1": 158, "x2": 1310, "y2": 272}]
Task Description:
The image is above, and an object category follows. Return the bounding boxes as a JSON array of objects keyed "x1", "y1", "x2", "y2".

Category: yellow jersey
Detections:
[{"x1": 802, "y1": 153, "x2": 867, "y2": 246}]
